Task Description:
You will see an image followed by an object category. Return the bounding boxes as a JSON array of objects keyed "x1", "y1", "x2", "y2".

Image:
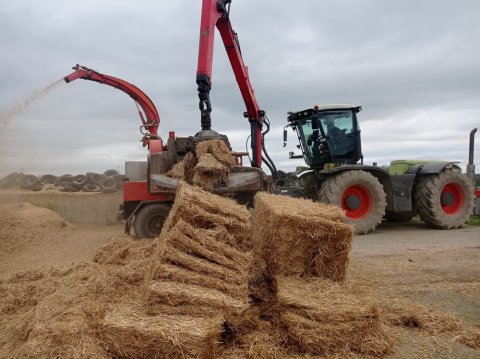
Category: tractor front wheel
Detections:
[
  {"x1": 133, "y1": 203, "x2": 172, "y2": 239},
  {"x1": 318, "y1": 170, "x2": 387, "y2": 234},
  {"x1": 414, "y1": 169, "x2": 474, "y2": 229}
]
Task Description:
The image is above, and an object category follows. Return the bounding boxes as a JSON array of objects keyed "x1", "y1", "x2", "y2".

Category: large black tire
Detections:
[
  {"x1": 39, "y1": 174, "x2": 58, "y2": 185},
  {"x1": 414, "y1": 169, "x2": 474, "y2": 229},
  {"x1": 86, "y1": 172, "x2": 103, "y2": 185},
  {"x1": 318, "y1": 170, "x2": 386, "y2": 234},
  {"x1": 99, "y1": 176, "x2": 118, "y2": 193},
  {"x1": 384, "y1": 210, "x2": 416, "y2": 223},
  {"x1": 19, "y1": 174, "x2": 40, "y2": 190},
  {"x1": 134, "y1": 203, "x2": 172, "y2": 239},
  {"x1": 0, "y1": 172, "x2": 21, "y2": 188},
  {"x1": 72, "y1": 174, "x2": 87, "y2": 189}
]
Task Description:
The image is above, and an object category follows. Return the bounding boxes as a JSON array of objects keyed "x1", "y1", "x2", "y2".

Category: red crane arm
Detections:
[
  {"x1": 196, "y1": 0, "x2": 264, "y2": 168},
  {"x1": 64, "y1": 65, "x2": 162, "y2": 150}
]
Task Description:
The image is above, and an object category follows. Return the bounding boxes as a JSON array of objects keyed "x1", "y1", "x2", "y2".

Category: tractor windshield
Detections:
[{"x1": 296, "y1": 110, "x2": 357, "y2": 166}]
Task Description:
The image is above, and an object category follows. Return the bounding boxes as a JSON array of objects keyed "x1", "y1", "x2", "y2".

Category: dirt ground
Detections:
[{"x1": 0, "y1": 216, "x2": 479, "y2": 358}]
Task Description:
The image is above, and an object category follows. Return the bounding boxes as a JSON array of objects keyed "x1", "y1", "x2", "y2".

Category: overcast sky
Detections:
[{"x1": 0, "y1": 0, "x2": 479, "y2": 177}]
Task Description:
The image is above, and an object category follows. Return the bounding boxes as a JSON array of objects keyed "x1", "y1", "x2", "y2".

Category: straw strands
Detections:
[
  {"x1": 251, "y1": 192, "x2": 354, "y2": 281},
  {"x1": 101, "y1": 303, "x2": 223, "y2": 359},
  {"x1": 166, "y1": 139, "x2": 235, "y2": 190}
]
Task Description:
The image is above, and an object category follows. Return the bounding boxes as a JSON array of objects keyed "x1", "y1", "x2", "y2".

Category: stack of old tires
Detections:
[{"x1": 0, "y1": 170, "x2": 124, "y2": 193}]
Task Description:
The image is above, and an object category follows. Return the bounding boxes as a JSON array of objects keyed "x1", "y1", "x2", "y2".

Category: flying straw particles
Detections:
[{"x1": 251, "y1": 192, "x2": 354, "y2": 281}]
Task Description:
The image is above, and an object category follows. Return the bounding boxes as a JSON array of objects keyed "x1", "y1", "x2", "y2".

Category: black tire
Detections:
[
  {"x1": 31, "y1": 183, "x2": 44, "y2": 192},
  {"x1": 414, "y1": 169, "x2": 474, "y2": 229},
  {"x1": 86, "y1": 172, "x2": 103, "y2": 185},
  {"x1": 0, "y1": 172, "x2": 21, "y2": 188},
  {"x1": 134, "y1": 203, "x2": 172, "y2": 239},
  {"x1": 55, "y1": 181, "x2": 75, "y2": 188},
  {"x1": 19, "y1": 174, "x2": 40, "y2": 190},
  {"x1": 57, "y1": 174, "x2": 74, "y2": 183},
  {"x1": 99, "y1": 176, "x2": 118, "y2": 193},
  {"x1": 384, "y1": 210, "x2": 416, "y2": 223},
  {"x1": 104, "y1": 169, "x2": 119, "y2": 177},
  {"x1": 72, "y1": 174, "x2": 87, "y2": 188},
  {"x1": 318, "y1": 170, "x2": 386, "y2": 234},
  {"x1": 39, "y1": 174, "x2": 58, "y2": 185},
  {"x1": 82, "y1": 184, "x2": 101, "y2": 192}
]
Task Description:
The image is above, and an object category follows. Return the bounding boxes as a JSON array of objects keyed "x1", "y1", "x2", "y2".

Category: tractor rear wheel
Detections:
[
  {"x1": 133, "y1": 203, "x2": 172, "y2": 239},
  {"x1": 414, "y1": 169, "x2": 474, "y2": 229},
  {"x1": 318, "y1": 170, "x2": 386, "y2": 234}
]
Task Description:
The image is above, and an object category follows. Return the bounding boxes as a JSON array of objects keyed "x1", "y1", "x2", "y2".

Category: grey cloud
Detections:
[{"x1": 0, "y1": 0, "x2": 479, "y2": 176}]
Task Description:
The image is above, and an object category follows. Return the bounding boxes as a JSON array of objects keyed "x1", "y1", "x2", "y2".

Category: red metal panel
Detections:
[{"x1": 123, "y1": 181, "x2": 171, "y2": 202}]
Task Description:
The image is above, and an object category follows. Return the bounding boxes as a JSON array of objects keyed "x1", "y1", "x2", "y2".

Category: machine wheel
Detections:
[
  {"x1": 414, "y1": 169, "x2": 474, "y2": 229},
  {"x1": 318, "y1": 170, "x2": 386, "y2": 234},
  {"x1": 384, "y1": 210, "x2": 416, "y2": 223},
  {"x1": 134, "y1": 203, "x2": 172, "y2": 239}
]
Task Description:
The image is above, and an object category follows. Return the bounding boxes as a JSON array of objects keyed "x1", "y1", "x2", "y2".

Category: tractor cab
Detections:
[{"x1": 285, "y1": 104, "x2": 363, "y2": 169}]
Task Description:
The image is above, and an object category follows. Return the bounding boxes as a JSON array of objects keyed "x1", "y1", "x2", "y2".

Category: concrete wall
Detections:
[{"x1": 0, "y1": 190, "x2": 123, "y2": 225}]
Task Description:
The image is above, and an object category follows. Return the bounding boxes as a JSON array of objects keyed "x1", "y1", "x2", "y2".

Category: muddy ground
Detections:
[{"x1": 0, "y1": 216, "x2": 479, "y2": 358}]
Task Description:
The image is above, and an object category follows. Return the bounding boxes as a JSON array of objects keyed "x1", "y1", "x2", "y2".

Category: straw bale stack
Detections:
[
  {"x1": 101, "y1": 303, "x2": 223, "y2": 359},
  {"x1": 147, "y1": 182, "x2": 252, "y2": 334},
  {"x1": 251, "y1": 192, "x2": 354, "y2": 281},
  {"x1": 160, "y1": 182, "x2": 251, "y2": 249},
  {"x1": 275, "y1": 276, "x2": 394, "y2": 357}
]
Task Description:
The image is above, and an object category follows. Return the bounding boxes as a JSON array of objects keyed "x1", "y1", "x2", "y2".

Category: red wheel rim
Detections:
[
  {"x1": 441, "y1": 182, "x2": 464, "y2": 215},
  {"x1": 341, "y1": 185, "x2": 373, "y2": 219}
]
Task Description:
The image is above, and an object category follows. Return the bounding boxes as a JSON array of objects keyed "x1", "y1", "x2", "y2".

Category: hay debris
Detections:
[
  {"x1": 379, "y1": 299, "x2": 463, "y2": 334},
  {"x1": 0, "y1": 202, "x2": 73, "y2": 256},
  {"x1": 454, "y1": 326, "x2": 480, "y2": 349},
  {"x1": 251, "y1": 192, "x2": 354, "y2": 281}
]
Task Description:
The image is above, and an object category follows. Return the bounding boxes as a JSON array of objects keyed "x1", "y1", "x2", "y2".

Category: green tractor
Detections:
[{"x1": 277, "y1": 104, "x2": 475, "y2": 234}]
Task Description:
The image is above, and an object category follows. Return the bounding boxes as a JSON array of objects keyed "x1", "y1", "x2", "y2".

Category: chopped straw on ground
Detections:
[{"x1": 0, "y1": 202, "x2": 73, "y2": 255}]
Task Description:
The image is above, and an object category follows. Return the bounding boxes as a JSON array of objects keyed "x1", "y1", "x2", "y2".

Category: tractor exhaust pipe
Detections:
[{"x1": 467, "y1": 127, "x2": 477, "y2": 184}]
